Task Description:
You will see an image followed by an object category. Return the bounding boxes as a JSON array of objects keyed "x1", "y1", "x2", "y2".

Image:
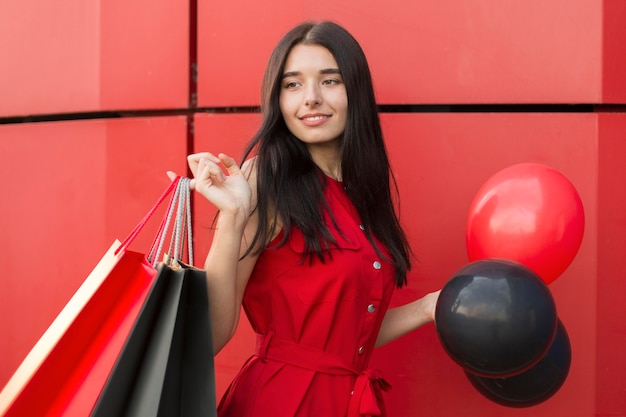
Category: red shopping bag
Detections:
[{"x1": 0, "y1": 179, "x2": 182, "y2": 417}]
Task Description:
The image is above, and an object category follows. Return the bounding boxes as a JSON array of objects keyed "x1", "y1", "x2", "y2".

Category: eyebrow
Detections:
[{"x1": 281, "y1": 68, "x2": 342, "y2": 78}]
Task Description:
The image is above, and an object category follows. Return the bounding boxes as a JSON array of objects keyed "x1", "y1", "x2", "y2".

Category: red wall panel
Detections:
[
  {"x1": 329, "y1": 0, "x2": 602, "y2": 105},
  {"x1": 595, "y1": 113, "x2": 626, "y2": 415},
  {"x1": 602, "y1": 0, "x2": 626, "y2": 103},
  {"x1": 198, "y1": 0, "x2": 603, "y2": 106},
  {"x1": 0, "y1": 0, "x2": 100, "y2": 116},
  {"x1": 0, "y1": 116, "x2": 188, "y2": 390},
  {"x1": 0, "y1": 121, "x2": 106, "y2": 389},
  {"x1": 0, "y1": 0, "x2": 188, "y2": 117},
  {"x1": 99, "y1": 0, "x2": 189, "y2": 111}
]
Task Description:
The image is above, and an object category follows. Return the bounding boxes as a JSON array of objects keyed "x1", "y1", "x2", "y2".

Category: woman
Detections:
[{"x1": 171, "y1": 21, "x2": 440, "y2": 416}]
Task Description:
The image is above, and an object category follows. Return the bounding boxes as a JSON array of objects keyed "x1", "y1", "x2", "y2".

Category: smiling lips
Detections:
[{"x1": 300, "y1": 114, "x2": 331, "y2": 126}]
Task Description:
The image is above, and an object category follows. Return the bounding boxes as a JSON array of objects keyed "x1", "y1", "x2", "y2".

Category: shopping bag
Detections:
[
  {"x1": 90, "y1": 262, "x2": 215, "y2": 417},
  {"x1": 0, "y1": 243, "x2": 156, "y2": 417},
  {"x1": 91, "y1": 177, "x2": 216, "y2": 417},
  {"x1": 0, "y1": 178, "x2": 183, "y2": 417}
]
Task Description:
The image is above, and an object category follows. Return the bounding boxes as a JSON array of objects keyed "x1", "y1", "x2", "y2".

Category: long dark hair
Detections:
[{"x1": 241, "y1": 21, "x2": 411, "y2": 287}]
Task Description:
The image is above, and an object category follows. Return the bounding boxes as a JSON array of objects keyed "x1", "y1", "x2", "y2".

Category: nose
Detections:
[{"x1": 304, "y1": 84, "x2": 322, "y2": 107}]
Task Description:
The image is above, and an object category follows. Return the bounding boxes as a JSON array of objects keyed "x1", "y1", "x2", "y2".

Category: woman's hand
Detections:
[
  {"x1": 420, "y1": 290, "x2": 441, "y2": 323},
  {"x1": 168, "y1": 152, "x2": 252, "y2": 217}
]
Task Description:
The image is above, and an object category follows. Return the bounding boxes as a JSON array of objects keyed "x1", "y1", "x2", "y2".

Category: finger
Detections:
[
  {"x1": 218, "y1": 153, "x2": 241, "y2": 176},
  {"x1": 188, "y1": 152, "x2": 220, "y2": 176},
  {"x1": 188, "y1": 152, "x2": 220, "y2": 165},
  {"x1": 198, "y1": 158, "x2": 226, "y2": 183},
  {"x1": 198, "y1": 163, "x2": 213, "y2": 183},
  {"x1": 196, "y1": 165, "x2": 224, "y2": 190}
]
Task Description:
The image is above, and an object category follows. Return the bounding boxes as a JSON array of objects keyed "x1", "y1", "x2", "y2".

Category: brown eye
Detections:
[
  {"x1": 283, "y1": 80, "x2": 300, "y2": 89},
  {"x1": 322, "y1": 78, "x2": 341, "y2": 86}
]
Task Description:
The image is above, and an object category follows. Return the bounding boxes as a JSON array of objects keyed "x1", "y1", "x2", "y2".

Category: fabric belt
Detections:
[{"x1": 255, "y1": 332, "x2": 391, "y2": 417}]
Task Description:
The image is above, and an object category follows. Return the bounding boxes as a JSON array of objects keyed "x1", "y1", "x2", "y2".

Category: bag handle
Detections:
[
  {"x1": 170, "y1": 177, "x2": 193, "y2": 264},
  {"x1": 148, "y1": 177, "x2": 194, "y2": 267},
  {"x1": 115, "y1": 177, "x2": 193, "y2": 264}
]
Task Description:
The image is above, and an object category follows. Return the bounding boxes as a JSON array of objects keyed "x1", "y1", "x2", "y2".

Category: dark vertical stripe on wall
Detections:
[{"x1": 186, "y1": 0, "x2": 198, "y2": 177}]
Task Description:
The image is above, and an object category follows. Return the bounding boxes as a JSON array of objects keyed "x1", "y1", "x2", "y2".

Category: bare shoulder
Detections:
[
  {"x1": 239, "y1": 155, "x2": 281, "y2": 244},
  {"x1": 240, "y1": 156, "x2": 258, "y2": 185},
  {"x1": 240, "y1": 156, "x2": 258, "y2": 206}
]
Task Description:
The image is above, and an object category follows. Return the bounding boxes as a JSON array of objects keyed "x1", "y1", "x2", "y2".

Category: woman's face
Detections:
[{"x1": 279, "y1": 44, "x2": 348, "y2": 149}]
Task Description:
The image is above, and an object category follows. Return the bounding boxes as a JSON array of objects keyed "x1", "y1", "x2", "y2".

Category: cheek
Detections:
[
  {"x1": 330, "y1": 91, "x2": 348, "y2": 115},
  {"x1": 279, "y1": 93, "x2": 296, "y2": 117},
  {"x1": 279, "y1": 96, "x2": 298, "y2": 134},
  {"x1": 335, "y1": 97, "x2": 349, "y2": 123}
]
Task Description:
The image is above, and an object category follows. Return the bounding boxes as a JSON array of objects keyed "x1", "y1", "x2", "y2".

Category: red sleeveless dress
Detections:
[{"x1": 218, "y1": 177, "x2": 397, "y2": 417}]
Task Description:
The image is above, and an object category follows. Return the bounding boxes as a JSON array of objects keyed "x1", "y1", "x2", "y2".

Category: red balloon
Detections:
[{"x1": 466, "y1": 163, "x2": 584, "y2": 284}]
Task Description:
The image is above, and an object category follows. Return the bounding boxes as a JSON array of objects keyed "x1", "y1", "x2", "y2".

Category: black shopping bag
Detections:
[{"x1": 90, "y1": 261, "x2": 216, "y2": 417}]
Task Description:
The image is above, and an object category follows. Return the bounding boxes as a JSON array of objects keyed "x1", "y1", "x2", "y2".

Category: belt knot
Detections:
[{"x1": 348, "y1": 368, "x2": 391, "y2": 417}]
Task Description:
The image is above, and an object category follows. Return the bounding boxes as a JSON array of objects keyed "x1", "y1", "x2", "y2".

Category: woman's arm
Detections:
[
  {"x1": 203, "y1": 208, "x2": 259, "y2": 354},
  {"x1": 375, "y1": 290, "x2": 440, "y2": 348}
]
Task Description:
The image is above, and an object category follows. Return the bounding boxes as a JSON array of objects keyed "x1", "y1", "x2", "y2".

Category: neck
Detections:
[
  {"x1": 308, "y1": 144, "x2": 342, "y2": 181},
  {"x1": 319, "y1": 166, "x2": 342, "y2": 182}
]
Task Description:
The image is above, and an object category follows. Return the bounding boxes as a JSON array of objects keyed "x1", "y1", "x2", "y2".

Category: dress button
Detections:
[
  {"x1": 367, "y1": 304, "x2": 376, "y2": 313},
  {"x1": 373, "y1": 261, "x2": 381, "y2": 270},
  {"x1": 359, "y1": 224, "x2": 365, "y2": 231},
  {"x1": 358, "y1": 346, "x2": 365, "y2": 355}
]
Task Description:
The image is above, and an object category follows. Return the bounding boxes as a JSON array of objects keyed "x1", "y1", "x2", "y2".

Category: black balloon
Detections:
[
  {"x1": 435, "y1": 259, "x2": 557, "y2": 377},
  {"x1": 466, "y1": 320, "x2": 571, "y2": 407}
]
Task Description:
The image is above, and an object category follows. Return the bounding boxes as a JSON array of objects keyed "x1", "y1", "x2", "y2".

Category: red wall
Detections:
[
  {"x1": 0, "y1": 0, "x2": 188, "y2": 116},
  {"x1": 198, "y1": 0, "x2": 606, "y2": 105},
  {"x1": 1, "y1": 1, "x2": 625, "y2": 416}
]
